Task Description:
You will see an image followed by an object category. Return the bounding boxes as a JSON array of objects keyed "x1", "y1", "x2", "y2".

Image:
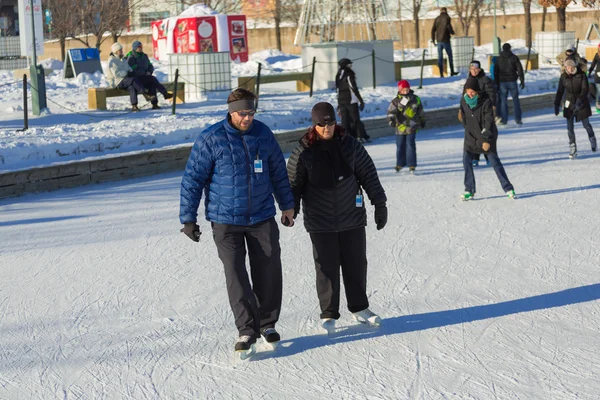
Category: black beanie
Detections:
[
  {"x1": 502, "y1": 43, "x2": 511, "y2": 51},
  {"x1": 464, "y1": 77, "x2": 480, "y2": 92},
  {"x1": 338, "y1": 58, "x2": 352, "y2": 68},
  {"x1": 311, "y1": 102, "x2": 336, "y2": 125}
]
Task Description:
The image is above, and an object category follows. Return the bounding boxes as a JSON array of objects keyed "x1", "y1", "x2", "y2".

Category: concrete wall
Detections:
[{"x1": 0, "y1": 93, "x2": 555, "y2": 199}]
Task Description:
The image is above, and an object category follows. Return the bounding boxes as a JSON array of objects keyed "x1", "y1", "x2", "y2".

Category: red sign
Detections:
[
  {"x1": 227, "y1": 15, "x2": 248, "y2": 63},
  {"x1": 174, "y1": 17, "x2": 218, "y2": 54}
]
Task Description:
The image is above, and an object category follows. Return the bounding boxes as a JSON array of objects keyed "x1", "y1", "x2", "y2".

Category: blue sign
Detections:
[{"x1": 69, "y1": 48, "x2": 100, "y2": 63}]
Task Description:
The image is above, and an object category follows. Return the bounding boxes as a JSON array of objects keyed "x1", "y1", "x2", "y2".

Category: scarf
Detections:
[{"x1": 464, "y1": 93, "x2": 479, "y2": 109}]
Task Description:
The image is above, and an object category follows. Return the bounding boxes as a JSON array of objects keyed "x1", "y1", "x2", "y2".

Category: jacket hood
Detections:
[{"x1": 224, "y1": 113, "x2": 255, "y2": 136}]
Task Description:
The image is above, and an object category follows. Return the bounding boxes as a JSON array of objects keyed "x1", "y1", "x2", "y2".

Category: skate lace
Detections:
[{"x1": 237, "y1": 335, "x2": 252, "y2": 343}]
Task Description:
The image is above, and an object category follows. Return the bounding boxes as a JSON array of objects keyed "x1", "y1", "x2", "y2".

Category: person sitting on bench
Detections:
[
  {"x1": 126, "y1": 41, "x2": 173, "y2": 109},
  {"x1": 106, "y1": 42, "x2": 145, "y2": 112}
]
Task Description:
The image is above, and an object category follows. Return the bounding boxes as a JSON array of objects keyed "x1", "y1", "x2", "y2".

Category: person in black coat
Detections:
[
  {"x1": 494, "y1": 43, "x2": 524, "y2": 126},
  {"x1": 462, "y1": 60, "x2": 498, "y2": 167},
  {"x1": 459, "y1": 78, "x2": 515, "y2": 200},
  {"x1": 588, "y1": 44, "x2": 600, "y2": 113},
  {"x1": 335, "y1": 58, "x2": 370, "y2": 143},
  {"x1": 287, "y1": 102, "x2": 387, "y2": 331},
  {"x1": 126, "y1": 41, "x2": 172, "y2": 109},
  {"x1": 430, "y1": 7, "x2": 459, "y2": 77},
  {"x1": 554, "y1": 59, "x2": 597, "y2": 158}
]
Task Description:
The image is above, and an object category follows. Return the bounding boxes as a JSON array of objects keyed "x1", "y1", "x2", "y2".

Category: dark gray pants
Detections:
[
  {"x1": 212, "y1": 218, "x2": 282, "y2": 339},
  {"x1": 117, "y1": 77, "x2": 145, "y2": 105},
  {"x1": 463, "y1": 151, "x2": 513, "y2": 194},
  {"x1": 566, "y1": 116, "x2": 595, "y2": 145},
  {"x1": 339, "y1": 103, "x2": 369, "y2": 140},
  {"x1": 309, "y1": 227, "x2": 369, "y2": 320}
]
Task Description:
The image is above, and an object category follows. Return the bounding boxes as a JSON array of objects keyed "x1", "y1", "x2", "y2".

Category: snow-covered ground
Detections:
[
  {"x1": 2, "y1": 39, "x2": 593, "y2": 172},
  {"x1": 1, "y1": 108, "x2": 600, "y2": 398}
]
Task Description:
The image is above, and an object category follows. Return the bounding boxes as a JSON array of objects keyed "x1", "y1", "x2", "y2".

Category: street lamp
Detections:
[{"x1": 492, "y1": 0, "x2": 501, "y2": 55}]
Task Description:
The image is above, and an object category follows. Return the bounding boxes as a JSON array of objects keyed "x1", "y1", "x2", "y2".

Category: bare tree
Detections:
[
  {"x1": 537, "y1": 0, "x2": 571, "y2": 31},
  {"x1": 452, "y1": 0, "x2": 486, "y2": 36},
  {"x1": 42, "y1": 0, "x2": 79, "y2": 61},
  {"x1": 401, "y1": 0, "x2": 426, "y2": 47}
]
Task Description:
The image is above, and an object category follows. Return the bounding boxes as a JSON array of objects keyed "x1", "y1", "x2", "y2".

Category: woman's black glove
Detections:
[{"x1": 374, "y1": 204, "x2": 388, "y2": 230}]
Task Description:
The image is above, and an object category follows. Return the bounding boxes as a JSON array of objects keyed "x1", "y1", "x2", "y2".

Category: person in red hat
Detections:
[
  {"x1": 386, "y1": 80, "x2": 426, "y2": 173},
  {"x1": 588, "y1": 43, "x2": 600, "y2": 114}
]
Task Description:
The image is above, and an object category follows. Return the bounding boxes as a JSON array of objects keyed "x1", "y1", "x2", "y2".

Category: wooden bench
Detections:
[
  {"x1": 237, "y1": 72, "x2": 313, "y2": 94},
  {"x1": 487, "y1": 53, "x2": 539, "y2": 71},
  {"x1": 395, "y1": 59, "x2": 447, "y2": 80},
  {"x1": 88, "y1": 82, "x2": 185, "y2": 110}
]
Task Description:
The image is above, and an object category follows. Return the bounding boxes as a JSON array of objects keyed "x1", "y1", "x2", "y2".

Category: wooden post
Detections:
[
  {"x1": 371, "y1": 49, "x2": 376, "y2": 89},
  {"x1": 171, "y1": 69, "x2": 179, "y2": 115},
  {"x1": 255, "y1": 63, "x2": 262, "y2": 109},
  {"x1": 525, "y1": 47, "x2": 532, "y2": 73},
  {"x1": 418, "y1": 49, "x2": 426, "y2": 89},
  {"x1": 22, "y1": 74, "x2": 28, "y2": 131},
  {"x1": 309, "y1": 56, "x2": 316, "y2": 97}
]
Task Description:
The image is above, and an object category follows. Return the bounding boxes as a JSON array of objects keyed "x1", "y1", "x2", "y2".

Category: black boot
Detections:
[
  {"x1": 132, "y1": 104, "x2": 140, "y2": 112},
  {"x1": 152, "y1": 104, "x2": 161, "y2": 110},
  {"x1": 163, "y1": 92, "x2": 173, "y2": 100}
]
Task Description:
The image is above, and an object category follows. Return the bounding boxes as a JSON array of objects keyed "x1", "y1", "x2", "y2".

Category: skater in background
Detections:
[
  {"x1": 459, "y1": 78, "x2": 515, "y2": 200},
  {"x1": 587, "y1": 43, "x2": 600, "y2": 114},
  {"x1": 554, "y1": 59, "x2": 597, "y2": 159},
  {"x1": 386, "y1": 80, "x2": 425, "y2": 173},
  {"x1": 494, "y1": 43, "x2": 524, "y2": 126},
  {"x1": 461, "y1": 60, "x2": 497, "y2": 167},
  {"x1": 557, "y1": 45, "x2": 587, "y2": 74},
  {"x1": 335, "y1": 58, "x2": 371, "y2": 143},
  {"x1": 287, "y1": 102, "x2": 387, "y2": 332},
  {"x1": 179, "y1": 88, "x2": 296, "y2": 356},
  {"x1": 430, "y1": 7, "x2": 459, "y2": 78},
  {"x1": 126, "y1": 41, "x2": 173, "y2": 109}
]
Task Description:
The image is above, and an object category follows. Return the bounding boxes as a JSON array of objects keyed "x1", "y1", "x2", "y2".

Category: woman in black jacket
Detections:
[
  {"x1": 555, "y1": 59, "x2": 597, "y2": 158},
  {"x1": 287, "y1": 102, "x2": 387, "y2": 333},
  {"x1": 459, "y1": 78, "x2": 515, "y2": 201}
]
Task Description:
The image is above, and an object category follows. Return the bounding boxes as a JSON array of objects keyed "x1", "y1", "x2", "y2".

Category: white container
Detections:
[
  {"x1": 168, "y1": 52, "x2": 231, "y2": 102},
  {"x1": 301, "y1": 40, "x2": 395, "y2": 91},
  {"x1": 534, "y1": 31, "x2": 576, "y2": 64}
]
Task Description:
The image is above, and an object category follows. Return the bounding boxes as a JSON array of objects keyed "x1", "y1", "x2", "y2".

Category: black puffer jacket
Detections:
[
  {"x1": 431, "y1": 12, "x2": 454, "y2": 43},
  {"x1": 555, "y1": 69, "x2": 592, "y2": 121},
  {"x1": 460, "y1": 94, "x2": 498, "y2": 154},
  {"x1": 287, "y1": 127, "x2": 387, "y2": 233},
  {"x1": 494, "y1": 50, "x2": 524, "y2": 84},
  {"x1": 335, "y1": 67, "x2": 363, "y2": 105},
  {"x1": 463, "y1": 69, "x2": 497, "y2": 107}
]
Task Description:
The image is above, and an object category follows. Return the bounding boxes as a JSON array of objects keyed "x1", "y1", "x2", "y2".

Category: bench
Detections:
[
  {"x1": 237, "y1": 72, "x2": 313, "y2": 94},
  {"x1": 395, "y1": 59, "x2": 447, "y2": 80},
  {"x1": 88, "y1": 82, "x2": 185, "y2": 110},
  {"x1": 487, "y1": 53, "x2": 539, "y2": 71}
]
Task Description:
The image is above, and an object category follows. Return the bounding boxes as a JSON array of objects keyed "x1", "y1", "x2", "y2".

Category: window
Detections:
[{"x1": 139, "y1": 11, "x2": 170, "y2": 29}]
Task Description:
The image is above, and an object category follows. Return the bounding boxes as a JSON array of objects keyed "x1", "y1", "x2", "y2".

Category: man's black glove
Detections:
[
  {"x1": 374, "y1": 204, "x2": 388, "y2": 230},
  {"x1": 421, "y1": 119, "x2": 426, "y2": 129},
  {"x1": 554, "y1": 105, "x2": 560, "y2": 116},
  {"x1": 359, "y1": 102, "x2": 365, "y2": 112},
  {"x1": 520, "y1": 81, "x2": 525, "y2": 90},
  {"x1": 180, "y1": 222, "x2": 201, "y2": 242}
]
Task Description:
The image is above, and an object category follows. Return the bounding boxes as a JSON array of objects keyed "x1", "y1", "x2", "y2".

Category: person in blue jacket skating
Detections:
[{"x1": 179, "y1": 88, "x2": 296, "y2": 357}]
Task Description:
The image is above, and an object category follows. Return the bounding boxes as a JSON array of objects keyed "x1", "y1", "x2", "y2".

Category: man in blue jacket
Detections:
[{"x1": 179, "y1": 88, "x2": 295, "y2": 356}]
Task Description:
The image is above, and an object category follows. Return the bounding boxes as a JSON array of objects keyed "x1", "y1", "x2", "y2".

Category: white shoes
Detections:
[
  {"x1": 321, "y1": 318, "x2": 336, "y2": 333},
  {"x1": 352, "y1": 308, "x2": 381, "y2": 327}
]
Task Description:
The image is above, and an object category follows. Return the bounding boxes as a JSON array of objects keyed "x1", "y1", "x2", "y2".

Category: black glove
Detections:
[
  {"x1": 395, "y1": 114, "x2": 406, "y2": 124},
  {"x1": 359, "y1": 102, "x2": 365, "y2": 112},
  {"x1": 180, "y1": 222, "x2": 201, "y2": 242},
  {"x1": 374, "y1": 204, "x2": 388, "y2": 230},
  {"x1": 431, "y1": 39, "x2": 436, "y2": 46},
  {"x1": 520, "y1": 82, "x2": 525, "y2": 90},
  {"x1": 388, "y1": 118, "x2": 396, "y2": 127},
  {"x1": 554, "y1": 105, "x2": 560, "y2": 116},
  {"x1": 421, "y1": 119, "x2": 426, "y2": 129}
]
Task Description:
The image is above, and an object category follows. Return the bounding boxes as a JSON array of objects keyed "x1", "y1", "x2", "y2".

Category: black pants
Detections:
[
  {"x1": 463, "y1": 151, "x2": 513, "y2": 194},
  {"x1": 212, "y1": 218, "x2": 282, "y2": 339},
  {"x1": 309, "y1": 227, "x2": 369, "y2": 320},
  {"x1": 117, "y1": 77, "x2": 145, "y2": 105},
  {"x1": 339, "y1": 103, "x2": 369, "y2": 140},
  {"x1": 566, "y1": 116, "x2": 595, "y2": 145},
  {"x1": 138, "y1": 75, "x2": 167, "y2": 104}
]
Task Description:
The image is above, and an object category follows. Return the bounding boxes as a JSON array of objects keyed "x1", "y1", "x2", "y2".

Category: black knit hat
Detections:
[
  {"x1": 502, "y1": 43, "x2": 511, "y2": 51},
  {"x1": 311, "y1": 102, "x2": 336, "y2": 125},
  {"x1": 464, "y1": 77, "x2": 480, "y2": 92},
  {"x1": 338, "y1": 58, "x2": 352, "y2": 68}
]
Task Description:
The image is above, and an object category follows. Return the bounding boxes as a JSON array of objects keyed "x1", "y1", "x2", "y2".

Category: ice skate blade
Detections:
[
  {"x1": 320, "y1": 319, "x2": 336, "y2": 335},
  {"x1": 236, "y1": 344, "x2": 256, "y2": 360},
  {"x1": 352, "y1": 314, "x2": 381, "y2": 327}
]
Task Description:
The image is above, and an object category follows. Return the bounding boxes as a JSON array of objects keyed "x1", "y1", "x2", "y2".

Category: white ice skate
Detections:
[
  {"x1": 352, "y1": 308, "x2": 381, "y2": 327},
  {"x1": 320, "y1": 318, "x2": 336, "y2": 335}
]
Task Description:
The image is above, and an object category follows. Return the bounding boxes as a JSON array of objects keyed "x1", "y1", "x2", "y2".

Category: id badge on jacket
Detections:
[
  {"x1": 254, "y1": 159, "x2": 263, "y2": 173},
  {"x1": 356, "y1": 194, "x2": 363, "y2": 208}
]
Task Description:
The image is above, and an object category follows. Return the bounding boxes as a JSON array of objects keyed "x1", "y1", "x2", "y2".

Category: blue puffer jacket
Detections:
[{"x1": 180, "y1": 116, "x2": 295, "y2": 226}]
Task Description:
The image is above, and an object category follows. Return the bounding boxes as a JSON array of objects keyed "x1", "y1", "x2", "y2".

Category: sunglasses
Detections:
[
  {"x1": 237, "y1": 110, "x2": 256, "y2": 117},
  {"x1": 316, "y1": 121, "x2": 336, "y2": 127}
]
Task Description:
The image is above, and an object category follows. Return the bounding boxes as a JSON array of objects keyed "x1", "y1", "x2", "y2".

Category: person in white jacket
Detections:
[{"x1": 106, "y1": 42, "x2": 145, "y2": 111}]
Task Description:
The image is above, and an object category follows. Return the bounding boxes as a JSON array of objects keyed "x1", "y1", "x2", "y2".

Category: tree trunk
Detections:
[
  {"x1": 275, "y1": 19, "x2": 282, "y2": 50},
  {"x1": 111, "y1": 33, "x2": 119, "y2": 44},
  {"x1": 557, "y1": 7, "x2": 566, "y2": 32},
  {"x1": 60, "y1": 37, "x2": 66, "y2": 62},
  {"x1": 413, "y1": 12, "x2": 420, "y2": 48},
  {"x1": 541, "y1": 7, "x2": 547, "y2": 32},
  {"x1": 475, "y1": 7, "x2": 481, "y2": 46},
  {"x1": 523, "y1": 0, "x2": 532, "y2": 48}
]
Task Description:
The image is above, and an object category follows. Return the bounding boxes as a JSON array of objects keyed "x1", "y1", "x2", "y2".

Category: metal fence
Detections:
[{"x1": 0, "y1": 36, "x2": 21, "y2": 57}]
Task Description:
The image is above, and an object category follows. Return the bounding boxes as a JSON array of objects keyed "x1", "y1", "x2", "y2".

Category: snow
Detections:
[
  {"x1": 1, "y1": 108, "x2": 600, "y2": 398},
  {"x1": 179, "y1": 4, "x2": 220, "y2": 17}
]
